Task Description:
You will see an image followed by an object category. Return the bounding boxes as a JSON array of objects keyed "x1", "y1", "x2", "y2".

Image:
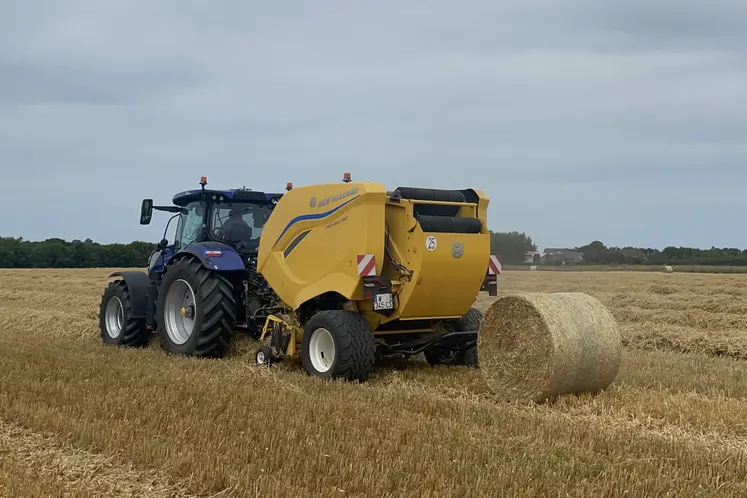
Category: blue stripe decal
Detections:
[{"x1": 273, "y1": 195, "x2": 360, "y2": 247}]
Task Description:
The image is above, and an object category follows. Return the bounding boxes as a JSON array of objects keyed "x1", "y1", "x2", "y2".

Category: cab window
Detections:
[
  {"x1": 211, "y1": 203, "x2": 270, "y2": 242},
  {"x1": 179, "y1": 201, "x2": 206, "y2": 248}
]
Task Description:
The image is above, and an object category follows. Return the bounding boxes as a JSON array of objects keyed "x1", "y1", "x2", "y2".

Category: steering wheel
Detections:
[{"x1": 213, "y1": 226, "x2": 258, "y2": 252}]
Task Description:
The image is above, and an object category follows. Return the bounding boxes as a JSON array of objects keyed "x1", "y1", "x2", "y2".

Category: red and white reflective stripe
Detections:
[
  {"x1": 488, "y1": 255, "x2": 502, "y2": 275},
  {"x1": 357, "y1": 254, "x2": 376, "y2": 276}
]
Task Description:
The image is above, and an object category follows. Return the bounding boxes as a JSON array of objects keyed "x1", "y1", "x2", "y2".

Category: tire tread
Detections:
[
  {"x1": 303, "y1": 310, "x2": 376, "y2": 382},
  {"x1": 156, "y1": 257, "x2": 237, "y2": 358},
  {"x1": 424, "y1": 306, "x2": 482, "y2": 367},
  {"x1": 99, "y1": 280, "x2": 149, "y2": 347}
]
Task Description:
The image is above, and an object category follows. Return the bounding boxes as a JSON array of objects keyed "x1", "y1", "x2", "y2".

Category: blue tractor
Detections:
[{"x1": 98, "y1": 176, "x2": 286, "y2": 358}]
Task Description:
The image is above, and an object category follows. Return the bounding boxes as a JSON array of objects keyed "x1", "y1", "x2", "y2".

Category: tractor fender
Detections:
[
  {"x1": 175, "y1": 241, "x2": 246, "y2": 271},
  {"x1": 108, "y1": 271, "x2": 150, "y2": 319}
]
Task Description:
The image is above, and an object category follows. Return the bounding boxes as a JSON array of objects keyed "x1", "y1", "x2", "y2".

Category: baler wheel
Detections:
[
  {"x1": 301, "y1": 310, "x2": 376, "y2": 382},
  {"x1": 255, "y1": 345, "x2": 274, "y2": 366},
  {"x1": 424, "y1": 307, "x2": 482, "y2": 368},
  {"x1": 99, "y1": 279, "x2": 149, "y2": 347}
]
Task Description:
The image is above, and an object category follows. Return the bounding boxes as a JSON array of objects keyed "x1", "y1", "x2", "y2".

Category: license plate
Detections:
[{"x1": 373, "y1": 292, "x2": 393, "y2": 310}]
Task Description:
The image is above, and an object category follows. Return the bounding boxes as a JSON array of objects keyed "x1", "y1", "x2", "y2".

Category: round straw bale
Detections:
[
  {"x1": 663, "y1": 265, "x2": 674, "y2": 273},
  {"x1": 529, "y1": 265, "x2": 538, "y2": 271},
  {"x1": 477, "y1": 292, "x2": 622, "y2": 403}
]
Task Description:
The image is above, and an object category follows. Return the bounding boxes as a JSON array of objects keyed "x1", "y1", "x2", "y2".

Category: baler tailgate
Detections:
[{"x1": 382, "y1": 186, "x2": 491, "y2": 322}]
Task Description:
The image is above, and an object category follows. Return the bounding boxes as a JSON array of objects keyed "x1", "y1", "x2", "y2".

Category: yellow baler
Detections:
[{"x1": 255, "y1": 179, "x2": 492, "y2": 381}]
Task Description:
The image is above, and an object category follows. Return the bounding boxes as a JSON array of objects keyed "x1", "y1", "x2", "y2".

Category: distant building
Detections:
[
  {"x1": 541, "y1": 248, "x2": 584, "y2": 265},
  {"x1": 524, "y1": 251, "x2": 541, "y2": 265}
]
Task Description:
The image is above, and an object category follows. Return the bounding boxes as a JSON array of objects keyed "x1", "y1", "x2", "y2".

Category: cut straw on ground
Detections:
[{"x1": 3, "y1": 269, "x2": 747, "y2": 496}]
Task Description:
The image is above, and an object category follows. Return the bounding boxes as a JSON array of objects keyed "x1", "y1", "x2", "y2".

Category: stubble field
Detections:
[{"x1": 2, "y1": 268, "x2": 747, "y2": 497}]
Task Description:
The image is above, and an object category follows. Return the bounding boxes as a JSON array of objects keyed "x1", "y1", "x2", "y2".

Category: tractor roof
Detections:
[{"x1": 172, "y1": 188, "x2": 284, "y2": 207}]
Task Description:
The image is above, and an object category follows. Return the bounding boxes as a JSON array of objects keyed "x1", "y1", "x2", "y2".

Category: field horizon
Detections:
[
  {"x1": 2, "y1": 268, "x2": 747, "y2": 496},
  {"x1": 503, "y1": 263, "x2": 747, "y2": 274}
]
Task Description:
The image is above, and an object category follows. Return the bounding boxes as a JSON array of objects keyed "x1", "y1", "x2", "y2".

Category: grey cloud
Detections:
[
  {"x1": 591, "y1": 1, "x2": 747, "y2": 48},
  {"x1": 1, "y1": 1, "x2": 746, "y2": 249},
  {"x1": 0, "y1": 61, "x2": 201, "y2": 105}
]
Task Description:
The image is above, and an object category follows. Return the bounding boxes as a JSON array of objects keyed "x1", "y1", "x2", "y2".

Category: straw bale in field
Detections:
[
  {"x1": 477, "y1": 292, "x2": 622, "y2": 403},
  {"x1": 664, "y1": 265, "x2": 674, "y2": 273}
]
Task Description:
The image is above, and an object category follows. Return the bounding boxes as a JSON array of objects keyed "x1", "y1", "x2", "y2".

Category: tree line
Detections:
[
  {"x1": 0, "y1": 237, "x2": 154, "y2": 268},
  {"x1": 1, "y1": 234, "x2": 747, "y2": 268},
  {"x1": 489, "y1": 232, "x2": 747, "y2": 266}
]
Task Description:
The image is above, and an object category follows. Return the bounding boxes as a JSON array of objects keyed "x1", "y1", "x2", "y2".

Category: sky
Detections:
[{"x1": 1, "y1": 1, "x2": 746, "y2": 251}]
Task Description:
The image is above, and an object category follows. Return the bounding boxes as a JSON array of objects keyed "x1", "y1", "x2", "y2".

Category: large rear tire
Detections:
[
  {"x1": 156, "y1": 257, "x2": 237, "y2": 358},
  {"x1": 301, "y1": 310, "x2": 376, "y2": 382},
  {"x1": 424, "y1": 307, "x2": 482, "y2": 368},
  {"x1": 99, "y1": 280, "x2": 149, "y2": 347}
]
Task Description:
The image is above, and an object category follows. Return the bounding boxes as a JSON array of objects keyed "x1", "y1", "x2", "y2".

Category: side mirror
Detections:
[{"x1": 140, "y1": 199, "x2": 153, "y2": 225}]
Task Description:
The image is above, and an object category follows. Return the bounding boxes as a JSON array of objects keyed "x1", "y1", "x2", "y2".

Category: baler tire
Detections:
[
  {"x1": 424, "y1": 307, "x2": 483, "y2": 368},
  {"x1": 99, "y1": 280, "x2": 149, "y2": 347},
  {"x1": 458, "y1": 345, "x2": 479, "y2": 368},
  {"x1": 301, "y1": 310, "x2": 376, "y2": 382},
  {"x1": 155, "y1": 257, "x2": 237, "y2": 358},
  {"x1": 454, "y1": 307, "x2": 482, "y2": 367},
  {"x1": 255, "y1": 345, "x2": 274, "y2": 367}
]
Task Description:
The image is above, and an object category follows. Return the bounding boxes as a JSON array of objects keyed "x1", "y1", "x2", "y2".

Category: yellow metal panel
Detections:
[
  {"x1": 397, "y1": 229, "x2": 489, "y2": 320},
  {"x1": 257, "y1": 181, "x2": 387, "y2": 310},
  {"x1": 381, "y1": 190, "x2": 491, "y2": 323}
]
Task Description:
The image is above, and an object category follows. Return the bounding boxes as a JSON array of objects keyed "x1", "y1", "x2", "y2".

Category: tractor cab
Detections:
[
  {"x1": 139, "y1": 177, "x2": 284, "y2": 275},
  {"x1": 170, "y1": 190, "x2": 273, "y2": 255}
]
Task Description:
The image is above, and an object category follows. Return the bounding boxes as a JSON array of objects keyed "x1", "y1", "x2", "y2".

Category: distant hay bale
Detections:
[
  {"x1": 529, "y1": 265, "x2": 538, "y2": 271},
  {"x1": 477, "y1": 292, "x2": 622, "y2": 403},
  {"x1": 663, "y1": 265, "x2": 674, "y2": 273}
]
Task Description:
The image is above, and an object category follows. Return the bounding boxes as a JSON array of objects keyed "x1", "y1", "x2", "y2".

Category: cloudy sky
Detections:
[{"x1": 1, "y1": 1, "x2": 746, "y2": 251}]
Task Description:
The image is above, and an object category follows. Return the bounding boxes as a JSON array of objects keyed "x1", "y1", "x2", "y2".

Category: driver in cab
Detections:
[{"x1": 220, "y1": 205, "x2": 253, "y2": 242}]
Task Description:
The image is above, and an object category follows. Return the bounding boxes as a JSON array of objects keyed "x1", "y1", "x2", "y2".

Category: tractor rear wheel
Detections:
[
  {"x1": 156, "y1": 257, "x2": 237, "y2": 358},
  {"x1": 99, "y1": 280, "x2": 150, "y2": 347},
  {"x1": 424, "y1": 307, "x2": 482, "y2": 368},
  {"x1": 301, "y1": 310, "x2": 376, "y2": 382}
]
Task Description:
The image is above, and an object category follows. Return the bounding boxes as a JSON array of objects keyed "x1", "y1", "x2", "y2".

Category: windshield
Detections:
[{"x1": 210, "y1": 202, "x2": 270, "y2": 250}]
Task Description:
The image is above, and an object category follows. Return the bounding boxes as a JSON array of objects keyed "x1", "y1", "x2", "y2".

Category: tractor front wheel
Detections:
[
  {"x1": 156, "y1": 257, "x2": 237, "y2": 358},
  {"x1": 99, "y1": 280, "x2": 149, "y2": 347},
  {"x1": 301, "y1": 310, "x2": 376, "y2": 382}
]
